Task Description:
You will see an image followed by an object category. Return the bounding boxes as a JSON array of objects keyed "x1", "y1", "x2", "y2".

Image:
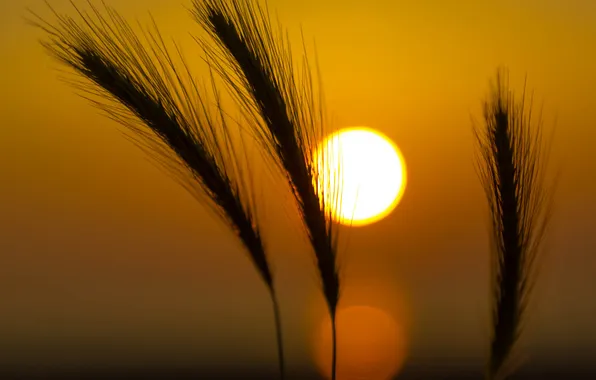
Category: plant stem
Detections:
[
  {"x1": 331, "y1": 312, "x2": 337, "y2": 380},
  {"x1": 271, "y1": 290, "x2": 285, "y2": 380}
]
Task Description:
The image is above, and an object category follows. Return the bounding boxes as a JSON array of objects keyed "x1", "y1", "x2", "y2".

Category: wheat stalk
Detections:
[
  {"x1": 190, "y1": 0, "x2": 342, "y2": 378},
  {"x1": 28, "y1": 1, "x2": 287, "y2": 377},
  {"x1": 474, "y1": 68, "x2": 554, "y2": 380}
]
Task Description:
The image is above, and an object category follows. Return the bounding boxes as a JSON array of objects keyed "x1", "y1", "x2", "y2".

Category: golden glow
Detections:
[
  {"x1": 313, "y1": 305, "x2": 407, "y2": 380},
  {"x1": 314, "y1": 127, "x2": 406, "y2": 226}
]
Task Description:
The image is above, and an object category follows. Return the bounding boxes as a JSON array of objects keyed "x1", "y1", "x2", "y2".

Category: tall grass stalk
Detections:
[
  {"x1": 28, "y1": 2, "x2": 287, "y2": 377},
  {"x1": 191, "y1": 1, "x2": 341, "y2": 378},
  {"x1": 474, "y1": 69, "x2": 554, "y2": 380}
]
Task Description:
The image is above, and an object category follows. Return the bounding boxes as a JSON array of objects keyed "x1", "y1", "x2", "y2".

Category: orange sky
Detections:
[{"x1": 1, "y1": 0, "x2": 595, "y2": 375}]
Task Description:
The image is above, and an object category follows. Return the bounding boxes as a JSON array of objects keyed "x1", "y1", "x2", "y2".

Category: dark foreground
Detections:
[{"x1": 2, "y1": 365, "x2": 596, "y2": 380}]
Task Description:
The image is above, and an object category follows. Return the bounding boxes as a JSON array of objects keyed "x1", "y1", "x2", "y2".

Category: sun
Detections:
[
  {"x1": 313, "y1": 127, "x2": 407, "y2": 226},
  {"x1": 313, "y1": 305, "x2": 407, "y2": 380}
]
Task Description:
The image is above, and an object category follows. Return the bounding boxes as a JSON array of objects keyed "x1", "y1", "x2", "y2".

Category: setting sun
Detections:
[{"x1": 314, "y1": 127, "x2": 407, "y2": 226}]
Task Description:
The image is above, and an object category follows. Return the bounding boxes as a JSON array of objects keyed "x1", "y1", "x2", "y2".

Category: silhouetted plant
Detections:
[
  {"x1": 474, "y1": 69, "x2": 554, "y2": 380},
  {"x1": 28, "y1": 1, "x2": 288, "y2": 378},
  {"x1": 29, "y1": 2, "x2": 563, "y2": 380},
  {"x1": 191, "y1": 0, "x2": 342, "y2": 378}
]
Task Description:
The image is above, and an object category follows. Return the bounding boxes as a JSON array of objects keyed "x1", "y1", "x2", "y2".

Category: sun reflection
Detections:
[{"x1": 313, "y1": 305, "x2": 407, "y2": 380}]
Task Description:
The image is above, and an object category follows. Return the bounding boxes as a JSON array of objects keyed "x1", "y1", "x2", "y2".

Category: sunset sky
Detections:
[{"x1": 1, "y1": 0, "x2": 595, "y2": 377}]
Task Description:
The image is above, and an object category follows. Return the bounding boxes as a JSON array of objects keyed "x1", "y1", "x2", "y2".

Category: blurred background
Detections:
[{"x1": 1, "y1": 0, "x2": 595, "y2": 378}]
